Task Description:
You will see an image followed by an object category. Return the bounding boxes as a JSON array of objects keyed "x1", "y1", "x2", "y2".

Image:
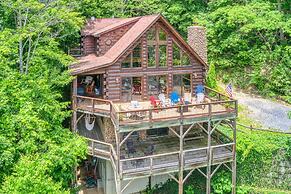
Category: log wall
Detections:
[{"x1": 103, "y1": 22, "x2": 206, "y2": 101}]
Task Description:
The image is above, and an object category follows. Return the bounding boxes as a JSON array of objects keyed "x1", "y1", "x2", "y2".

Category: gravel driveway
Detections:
[{"x1": 235, "y1": 92, "x2": 291, "y2": 131}]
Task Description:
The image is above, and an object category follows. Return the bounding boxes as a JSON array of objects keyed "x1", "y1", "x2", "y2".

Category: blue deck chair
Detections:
[
  {"x1": 170, "y1": 91, "x2": 180, "y2": 105},
  {"x1": 195, "y1": 84, "x2": 205, "y2": 94}
]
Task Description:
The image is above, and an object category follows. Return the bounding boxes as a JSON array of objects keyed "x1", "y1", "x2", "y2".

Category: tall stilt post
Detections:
[
  {"x1": 115, "y1": 131, "x2": 121, "y2": 194},
  {"x1": 206, "y1": 104, "x2": 212, "y2": 194},
  {"x1": 206, "y1": 119, "x2": 212, "y2": 194},
  {"x1": 232, "y1": 119, "x2": 237, "y2": 194},
  {"x1": 72, "y1": 78, "x2": 77, "y2": 132},
  {"x1": 178, "y1": 123, "x2": 184, "y2": 194}
]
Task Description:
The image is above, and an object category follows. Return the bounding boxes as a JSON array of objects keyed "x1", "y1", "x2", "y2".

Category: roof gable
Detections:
[{"x1": 71, "y1": 14, "x2": 207, "y2": 75}]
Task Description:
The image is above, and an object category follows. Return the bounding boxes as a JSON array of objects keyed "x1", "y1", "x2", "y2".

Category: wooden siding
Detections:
[
  {"x1": 97, "y1": 23, "x2": 135, "y2": 56},
  {"x1": 81, "y1": 20, "x2": 206, "y2": 102},
  {"x1": 104, "y1": 23, "x2": 206, "y2": 101},
  {"x1": 83, "y1": 36, "x2": 95, "y2": 55}
]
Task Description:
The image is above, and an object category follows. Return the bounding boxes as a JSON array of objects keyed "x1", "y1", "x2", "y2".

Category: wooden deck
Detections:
[
  {"x1": 74, "y1": 87, "x2": 237, "y2": 132},
  {"x1": 86, "y1": 135, "x2": 234, "y2": 180}
]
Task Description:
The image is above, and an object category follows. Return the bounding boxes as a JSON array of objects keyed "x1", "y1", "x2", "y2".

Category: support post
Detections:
[
  {"x1": 178, "y1": 123, "x2": 184, "y2": 194},
  {"x1": 115, "y1": 131, "x2": 122, "y2": 194},
  {"x1": 72, "y1": 78, "x2": 77, "y2": 132},
  {"x1": 206, "y1": 118, "x2": 212, "y2": 194},
  {"x1": 232, "y1": 119, "x2": 237, "y2": 194}
]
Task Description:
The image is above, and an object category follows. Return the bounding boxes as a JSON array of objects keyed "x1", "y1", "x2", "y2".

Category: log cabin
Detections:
[{"x1": 70, "y1": 14, "x2": 237, "y2": 194}]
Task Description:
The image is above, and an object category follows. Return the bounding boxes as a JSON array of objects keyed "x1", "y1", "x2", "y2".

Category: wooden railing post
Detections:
[
  {"x1": 91, "y1": 140, "x2": 94, "y2": 155},
  {"x1": 149, "y1": 109, "x2": 153, "y2": 126},
  {"x1": 150, "y1": 157, "x2": 153, "y2": 175},
  {"x1": 208, "y1": 103, "x2": 212, "y2": 117}
]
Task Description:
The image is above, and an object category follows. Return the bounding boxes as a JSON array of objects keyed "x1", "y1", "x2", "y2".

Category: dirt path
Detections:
[{"x1": 234, "y1": 91, "x2": 291, "y2": 131}]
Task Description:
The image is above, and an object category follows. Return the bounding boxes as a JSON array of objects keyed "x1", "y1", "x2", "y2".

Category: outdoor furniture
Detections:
[
  {"x1": 170, "y1": 91, "x2": 180, "y2": 105},
  {"x1": 132, "y1": 84, "x2": 141, "y2": 95},
  {"x1": 195, "y1": 84, "x2": 205, "y2": 94},
  {"x1": 184, "y1": 92, "x2": 192, "y2": 104},
  {"x1": 150, "y1": 96, "x2": 162, "y2": 109},
  {"x1": 144, "y1": 144, "x2": 155, "y2": 156},
  {"x1": 195, "y1": 84, "x2": 206, "y2": 109},
  {"x1": 127, "y1": 103, "x2": 145, "y2": 120},
  {"x1": 158, "y1": 93, "x2": 170, "y2": 107}
]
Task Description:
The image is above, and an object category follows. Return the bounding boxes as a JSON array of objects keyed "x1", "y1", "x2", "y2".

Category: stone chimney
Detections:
[{"x1": 187, "y1": 24, "x2": 207, "y2": 63}]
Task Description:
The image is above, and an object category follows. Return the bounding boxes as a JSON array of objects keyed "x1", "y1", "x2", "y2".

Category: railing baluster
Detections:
[
  {"x1": 150, "y1": 157, "x2": 153, "y2": 174},
  {"x1": 91, "y1": 140, "x2": 94, "y2": 155},
  {"x1": 149, "y1": 109, "x2": 153, "y2": 125}
]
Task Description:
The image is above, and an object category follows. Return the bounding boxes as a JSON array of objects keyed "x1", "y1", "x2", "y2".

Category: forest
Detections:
[{"x1": 0, "y1": 0, "x2": 290, "y2": 193}]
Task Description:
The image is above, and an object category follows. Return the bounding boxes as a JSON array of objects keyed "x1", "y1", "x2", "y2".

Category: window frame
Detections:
[
  {"x1": 172, "y1": 40, "x2": 192, "y2": 67},
  {"x1": 121, "y1": 43, "x2": 142, "y2": 69},
  {"x1": 147, "y1": 25, "x2": 168, "y2": 68}
]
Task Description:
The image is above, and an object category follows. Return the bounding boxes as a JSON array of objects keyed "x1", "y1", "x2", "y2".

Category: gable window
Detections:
[
  {"x1": 147, "y1": 26, "x2": 168, "y2": 68},
  {"x1": 173, "y1": 42, "x2": 191, "y2": 67},
  {"x1": 122, "y1": 43, "x2": 142, "y2": 68}
]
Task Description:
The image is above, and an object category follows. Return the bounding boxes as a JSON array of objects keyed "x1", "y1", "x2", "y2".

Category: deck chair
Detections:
[
  {"x1": 158, "y1": 93, "x2": 170, "y2": 107},
  {"x1": 195, "y1": 84, "x2": 205, "y2": 94},
  {"x1": 150, "y1": 96, "x2": 161, "y2": 108},
  {"x1": 195, "y1": 84, "x2": 206, "y2": 109},
  {"x1": 170, "y1": 91, "x2": 180, "y2": 105},
  {"x1": 144, "y1": 144, "x2": 155, "y2": 156},
  {"x1": 81, "y1": 76, "x2": 93, "y2": 85},
  {"x1": 195, "y1": 84, "x2": 205, "y2": 104}
]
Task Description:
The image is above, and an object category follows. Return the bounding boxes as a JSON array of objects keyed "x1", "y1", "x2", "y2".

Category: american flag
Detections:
[{"x1": 225, "y1": 83, "x2": 233, "y2": 97}]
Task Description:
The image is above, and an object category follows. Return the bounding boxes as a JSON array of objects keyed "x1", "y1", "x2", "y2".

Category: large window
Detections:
[
  {"x1": 173, "y1": 42, "x2": 191, "y2": 67},
  {"x1": 122, "y1": 43, "x2": 142, "y2": 68},
  {"x1": 147, "y1": 26, "x2": 168, "y2": 68},
  {"x1": 173, "y1": 74, "x2": 191, "y2": 96},
  {"x1": 148, "y1": 75, "x2": 167, "y2": 96},
  {"x1": 121, "y1": 77, "x2": 142, "y2": 101}
]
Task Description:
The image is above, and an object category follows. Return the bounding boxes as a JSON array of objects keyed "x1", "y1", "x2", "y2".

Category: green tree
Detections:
[
  {"x1": 200, "y1": 1, "x2": 290, "y2": 99},
  {"x1": 0, "y1": 0, "x2": 87, "y2": 192},
  {"x1": 206, "y1": 63, "x2": 218, "y2": 89}
]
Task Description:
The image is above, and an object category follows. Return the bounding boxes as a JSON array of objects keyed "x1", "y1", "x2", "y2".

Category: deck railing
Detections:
[
  {"x1": 85, "y1": 137, "x2": 234, "y2": 177},
  {"x1": 86, "y1": 137, "x2": 118, "y2": 171},
  {"x1": 117, "y1": 99, "x2": 237, "y2": 126},
  {"x1": 119, "y1": 143, "x2": 234, "y2": 176},
  {"x1": 73, "y1": 88, "x2": 237, "y2": 130},
  {"x1": 74, "y1": 95, "x2": 120, "y2": 128}
]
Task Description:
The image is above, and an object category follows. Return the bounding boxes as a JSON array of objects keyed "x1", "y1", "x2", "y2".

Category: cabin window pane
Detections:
[
  {"x1": 159, "y1": 45, "x2": 167, "y2": 67},
  {"x1": 159, "y1": 29, "x2": 167, "y2": 41},
  {"x1": 181, "y1": 52, "x2": 191, "y2": 66},
  {"x1": 121, "y1": 77, "x2": 142, "y2": 102},
  {"x1": 148, "y1": 46, "x2": 156, "y2": 67},
  {"x1": 121, "y1": 54, "x2": 131, "y2": 68},
  {"x1": 173, "y1": 74, "x2": 191, "y2": 96},
  {"x1": 147, "y1": 28, "x2": 156, "y2": 41},
  {"x1": 121, "y1": 77, "x2": 132, "y2": 101},
  {"x1": 173, "y1": 43, "x2": 181, "y2": 66},
  {"x1": 132, "y1": 44, "x2": 142, "y2": 68},
  {"x1": 148, "y1": 75, "x2": 167, "y2": 96},
  {"x1": 121, "y1": 43, "x2": 142, "y2": 68},
  {"x1": 148, "y1": 76, "x2": 158, "y2": 96}
]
